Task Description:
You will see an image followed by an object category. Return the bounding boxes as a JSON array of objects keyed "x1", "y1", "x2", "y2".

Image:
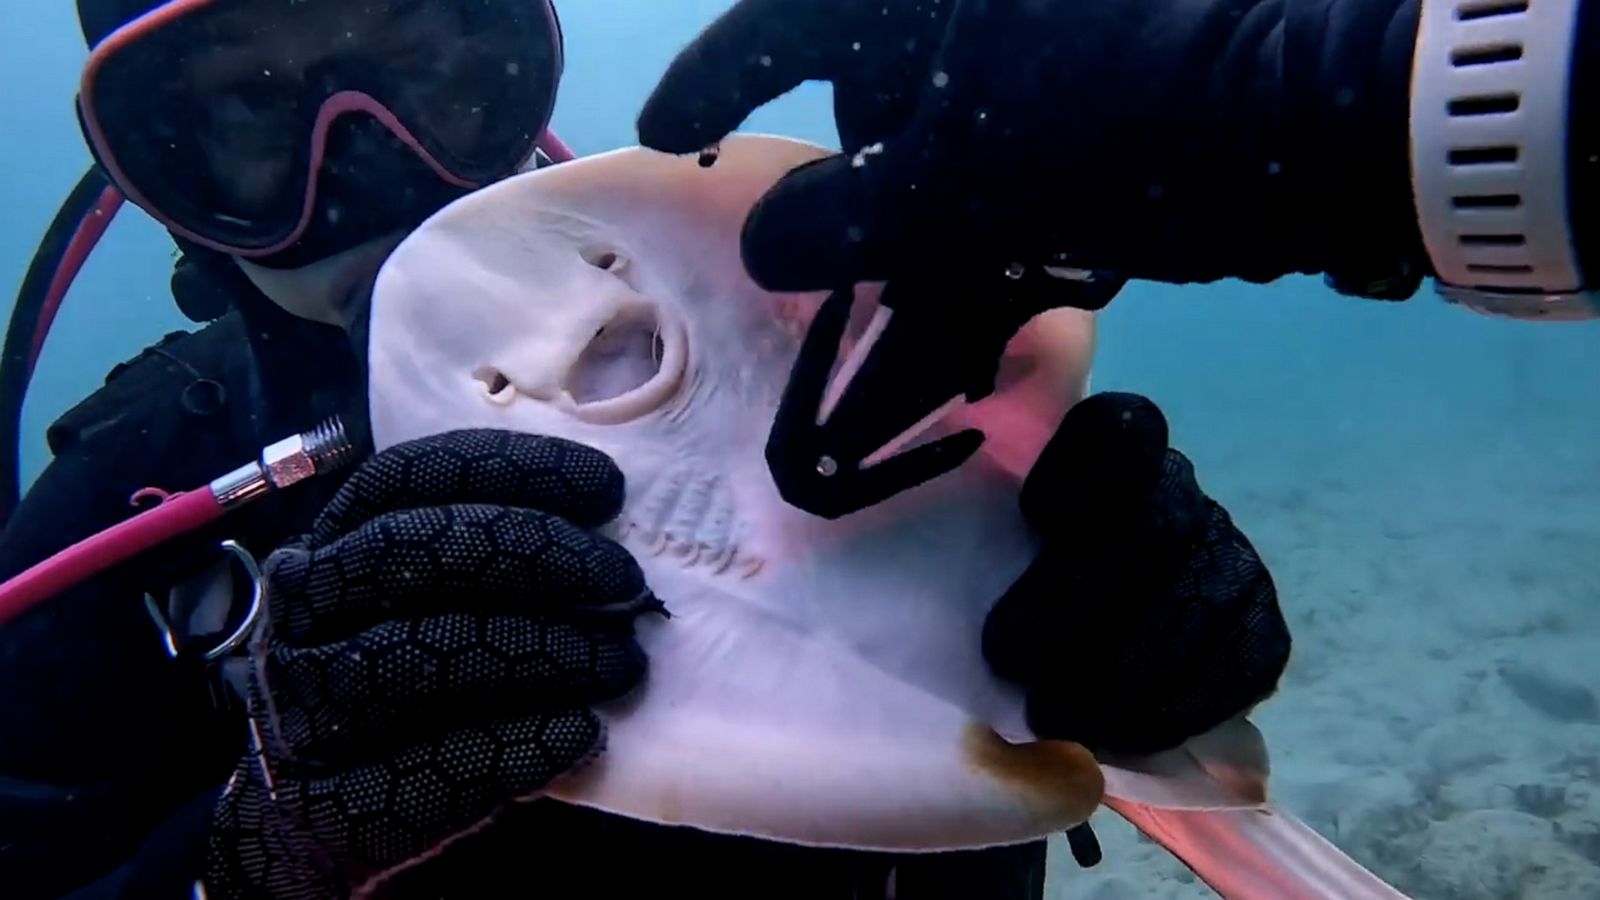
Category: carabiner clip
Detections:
[{"x1": 143, "y1": 539, "x2": 265, "y2": 664}]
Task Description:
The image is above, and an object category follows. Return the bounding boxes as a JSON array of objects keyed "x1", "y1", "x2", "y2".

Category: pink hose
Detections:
[
  {"x1": 29, "y1": 186, "x2": 124, "y2": 377},
  {"x1": 0, "y1": 488, "x2": 224, "y2": 628}
]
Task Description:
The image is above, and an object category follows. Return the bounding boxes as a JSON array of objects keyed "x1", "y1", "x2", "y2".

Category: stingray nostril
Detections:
[
  {"x1": 582, "y1": 246, "x2": 627, "y2": 273},
  {"x1": 473, "y1": 366, "x2": 517, "y2": 405}
]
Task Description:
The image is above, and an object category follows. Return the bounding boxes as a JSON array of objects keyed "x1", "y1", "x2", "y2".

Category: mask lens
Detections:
[{"x1": 79, "y1": 0, "x2": 561, "y2": 254}]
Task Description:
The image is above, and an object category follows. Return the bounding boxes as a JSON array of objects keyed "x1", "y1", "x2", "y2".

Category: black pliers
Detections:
[{"x1": 765, "y1": 261, "x2": 1124, "y2": 519}]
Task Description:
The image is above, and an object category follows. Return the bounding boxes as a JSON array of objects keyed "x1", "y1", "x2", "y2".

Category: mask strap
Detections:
[{"x1": 537, "y1": 129, "x2": 577, "y2": 163}]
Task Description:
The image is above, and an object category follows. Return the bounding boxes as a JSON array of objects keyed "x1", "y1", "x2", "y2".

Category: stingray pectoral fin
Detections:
[
  {"x1": 538, "y1": 565, "x2": 1104, "y2": 854},
  {"x1": 1105, "y1": 798, "x2": 1414, "y2": 900},
  {"x1": 541, "y1": 713, "x2": 1104, "y2": 854},
  {"x1": 537, "y1": 604, "x2": 1103, "y2": 854}
]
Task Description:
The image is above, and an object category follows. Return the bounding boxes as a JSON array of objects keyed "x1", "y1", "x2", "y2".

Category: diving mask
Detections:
[{"x1": 76, "y1": 0, "x2": 567, "y2": 260}]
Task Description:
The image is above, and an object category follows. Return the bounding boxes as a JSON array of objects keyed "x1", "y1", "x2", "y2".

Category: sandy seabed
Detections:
[{"x1": 1042, "y1": 283, "x2": 1600, "y2": 899}]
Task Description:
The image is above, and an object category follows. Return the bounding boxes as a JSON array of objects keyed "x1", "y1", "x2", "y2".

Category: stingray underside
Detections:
[{"x1": 364, "y1": 132, "x2": 1414, "y2": 897}]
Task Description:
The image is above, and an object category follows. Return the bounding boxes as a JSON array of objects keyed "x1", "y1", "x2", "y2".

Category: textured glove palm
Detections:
[{"x1": 204, "y1": 430, "x2": 658, "y2": 898}]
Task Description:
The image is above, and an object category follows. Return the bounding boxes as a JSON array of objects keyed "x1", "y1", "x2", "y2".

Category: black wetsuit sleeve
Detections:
[
  {"x1": 1013, "y1": 0, "x2": 1594, "y2": 293},
  {"x1": 1263, "y1": 0, "x2": 1597, "y2": 292},
  {"x1": 1264, "y1": 0, "x2": 1427, "y2": 290}
]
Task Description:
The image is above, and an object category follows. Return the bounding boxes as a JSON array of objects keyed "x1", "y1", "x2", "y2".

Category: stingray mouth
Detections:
[
  {"x1": 576, "y1": 302, "x2": 690, "y2": 425},
  {"x1": 472, "y1": 288, "x2": 689, "y2": 426}
]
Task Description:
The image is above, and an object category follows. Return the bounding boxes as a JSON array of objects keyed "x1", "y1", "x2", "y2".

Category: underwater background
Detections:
[{"x1": 3, "y1": 2, "x2": 1598, "y2": 896}]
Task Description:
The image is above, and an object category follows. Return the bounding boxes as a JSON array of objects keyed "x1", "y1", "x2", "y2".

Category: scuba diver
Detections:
[{"x1": 0, "y1": 0, "x2": 1324, "y2": 890}]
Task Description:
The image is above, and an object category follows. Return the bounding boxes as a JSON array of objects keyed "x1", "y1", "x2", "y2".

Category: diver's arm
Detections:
[
  {"x1": 637, "y1": 0, "x2": 1598, "y2": 319},
  {"x1": 1112, "y1": 0, "x2": 1600, "y2": 316}
]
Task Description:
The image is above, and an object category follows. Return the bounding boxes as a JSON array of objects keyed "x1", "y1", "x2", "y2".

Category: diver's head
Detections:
[{"x1": 73, "y1": 0, "x2": 566, "y2": 320}]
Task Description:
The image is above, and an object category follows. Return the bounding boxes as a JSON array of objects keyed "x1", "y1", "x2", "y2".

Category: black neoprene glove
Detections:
[
  {"x1": 639, "y1": 0, "x2": 1428, "y2": 300},
  {"x1": 203, "y1": 430, "x2": 659, "y2": 898},
  {"x1": 982, "y1": 393, "x2": 1292, "y2": 758}
]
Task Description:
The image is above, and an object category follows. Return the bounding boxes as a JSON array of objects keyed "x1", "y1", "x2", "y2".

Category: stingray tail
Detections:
[{"x1": 1104, "y1": 798, "x2": 1414, "y2": 900}]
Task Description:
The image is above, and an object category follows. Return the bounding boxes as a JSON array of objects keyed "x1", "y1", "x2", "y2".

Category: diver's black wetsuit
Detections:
[{"x1": 0, "y1": 256, "x2": 363, "y2": 898}]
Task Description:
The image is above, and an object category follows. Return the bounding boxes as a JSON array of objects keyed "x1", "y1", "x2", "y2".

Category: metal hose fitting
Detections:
[{"x1": 210, "y1": 416, "x2": 357, "y2": 509}]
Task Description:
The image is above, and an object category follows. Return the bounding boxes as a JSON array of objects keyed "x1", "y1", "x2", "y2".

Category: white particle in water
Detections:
[
  {"x1": 759, "y1": 54, "x2": 772, "y2": 67},
  {"x1": 931, "y1": 70, "x2": 949, "y2": 88},
  {"x1": 851, "y1": 142, "x2": 886, "y2": 168},
  {"x1": 852, "y1": 41, "x2": 862, "y2": 51},
  {"x1": 507, "y1": 61, "x2": 520, "y2": 76}
]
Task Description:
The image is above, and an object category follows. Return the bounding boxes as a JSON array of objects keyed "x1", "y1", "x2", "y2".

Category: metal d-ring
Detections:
[
  {"x1": 204, "y1": 540, "x2": 264, "y2": 662},
  {"x1": 142, "y1": 539, "x2": 265, "y2": 664}
]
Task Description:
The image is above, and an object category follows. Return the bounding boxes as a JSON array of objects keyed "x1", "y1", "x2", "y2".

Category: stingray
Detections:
[{"x1": 364, "y1": 133, "x2": 1411, "y2": 899}]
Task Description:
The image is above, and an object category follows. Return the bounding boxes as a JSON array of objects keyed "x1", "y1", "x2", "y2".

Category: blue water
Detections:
[{"x1": 3, "y1": 3, "x2": 1598, "y2": 897}]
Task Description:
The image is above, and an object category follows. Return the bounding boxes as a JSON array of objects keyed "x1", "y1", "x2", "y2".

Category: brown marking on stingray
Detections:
[{"x1": 962, "y1": 723, "x2": 1105, "y2": 823}]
